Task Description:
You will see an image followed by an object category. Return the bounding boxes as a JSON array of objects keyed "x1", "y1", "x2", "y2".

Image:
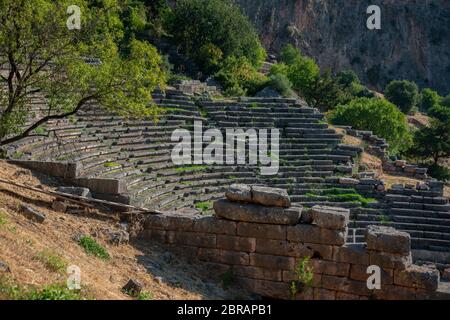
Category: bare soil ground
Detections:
[{"x1": 0, "y1": 161, "x2": 248, "y2": 300}]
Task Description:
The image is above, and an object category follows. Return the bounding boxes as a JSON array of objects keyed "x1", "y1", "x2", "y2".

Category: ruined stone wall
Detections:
[{"x1": 140, "y1": 185, "x2": 446, "y2": 300}]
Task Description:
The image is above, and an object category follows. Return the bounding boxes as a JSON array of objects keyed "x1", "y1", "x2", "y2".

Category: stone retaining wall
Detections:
[{"x1": 140, "y1": 185, "x2": 448, "y2": 300}]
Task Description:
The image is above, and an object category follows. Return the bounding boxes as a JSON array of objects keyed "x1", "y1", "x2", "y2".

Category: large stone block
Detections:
[
  {"x1": 233, "y1": 265, "x2": 282, "y2": 282},
  {"x1": 394, "y1": 265, "x2": 439, "y2": 291},
  {"x1": 140, "y1": 229, "x2": 166, "y2": 242},
  {"x1": 249, "y1": 253, "x2": 295, "y2": 270},
  {"x1": 197, "y1": 248, "x2": 249, "y2": 266},
  {"x1": 237, "y1": 222, "x2": 286, "y2": 240},
  {"x1": 287, "y1": 224, "x2": 347, "y2": 246},
  {"x1": 256, "y1": 239, "x2": 312, "y2": 257},
  {"x1": 309, "y1": 260, "x2": 350, "y2": 277},
  {"x1": 193, "y1": 216, "x2": 236, "y2": 235},
  {"x1": 373, "y1": 284, "x2": 417, "y2": 300},
  {"x1": 251, "y1": 186, "x2": 291, "y2": 208},
  {"x1": 167, "y1": 231, "x2": 216, "y2": 248},
  {"x1": 216, "y1": 235, "x2": 256, "y2": 252},
  {"x1": 321, "y1": 275, "x2": 370, "y2": 297},
  {"x1": 349, "y1": 264, "x2": 393, "y2": 285},
  {"x1": 366, "y1": 225, "x2": 411, "y2": 255},
  {"x1": 336, "y1": 292, "x2": 362, "y2": 300},
  {"x1": 333, "y1": 244, "x2": 369, "y2": 265},
  {"x1": 237, "y1": 277, "x2": 291, "y2": 300},
  {"x1": 369, "y1": 251, "x2": 412, "y2": 270},
  {"x1": 311, "y1": 206, "x2": 349, "y2": 230},
  {"x1": 313, "y1": 288, "x2": 337, "y2": 300},
  {"x1": 214, "y1": 199, "x2": 301, "y2": 225},
  {"x1": 304, "y1": 243, "x2": 334, "y2": 260},
  {"x1": 225, "y1": 184, "x2": 252, "y2": 203},
  {"x1": 282, "y1": 271, "x2": 322, "y2": 288}
]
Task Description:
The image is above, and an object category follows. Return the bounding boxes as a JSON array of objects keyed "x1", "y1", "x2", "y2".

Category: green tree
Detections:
[
  {"x1": 419, "y1": 88, "x2": 441, "y2": 112},
  {"x1": 407, "y1": 119, "x2": 450, "y2": 165},
  {"x1": 0, "y1": 0, "x2": 166, "y2": 146},
  {"x1": 214, "y1": 56, "x2": 267, "y2": 96},
  {"x1": 329, "y1": 98, "x2": 411, "y2": 152},
  {"x1": 166, "y1": 0, "x2": 266, "y2": 74},
  {"x1": 336, "y1": 70, "x2": 360, "y2": 88},
  {"x1": 384, "y1": 80, "x2": 419, "y2": 114},
  {"x1": 441, "y1": 94, "x2": 450, "y2": 108}
]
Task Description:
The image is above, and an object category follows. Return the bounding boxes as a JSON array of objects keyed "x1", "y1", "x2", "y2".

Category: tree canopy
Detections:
[
  {"x1": 384, "y1": 80, "x2": 419, "y2": 114},
  {"x1": 0, "y1": 0, "x2": 166, "y2": 146},
  {"x1": 329, "y1": 98, "x2": 411, "y2": 152}
]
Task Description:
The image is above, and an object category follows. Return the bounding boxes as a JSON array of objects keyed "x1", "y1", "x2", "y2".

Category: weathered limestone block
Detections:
[
  {"x1": 309, "y1": 260, "x2": 350, "y2": 277},
  {"x1": 251, "y1": 186, "x2": 291, "y2": 208},
  {"x1": 225, "y1": 184, "x2": 252, "y2": 202},
  {"x1": 369, "y1": 251, "x2": 412, "y2": 270},
  {"x1": 394, "y1": 265, "x2": 440, "y2": 291},
  {"x1": 333, "y1": 244, "x2": 369, "y2": 265},
  {"x1": 144, "y1": 213, "x2": 195, "y2": 231},
  {"x1": 197, "y1": 248, "x2": 249, "y2": 266},
  {"x1": 167, "y1": 231, "x2": 216, "y2": 248},
  {"x1": 349, "y1": 264, "x2": 393, "y2": 285},
  {"x1": 140, "y1": 229, "x2": 166, "y2": 242},
  {"x1": 233, "y1": 265, "x2": 283, "y2": 282},
  {"x1": 250, "y1": 253, "x2": 295, "y2": 270},
  {"x1": 216, "y1": 235, "x2": 256, "y2": 252},
  {"x1": 374, "y1": 284, "x2": 417, "y2": 300},
  {"x1": 282, "y1": 271, "x2": 322, "y2": 288},
  {"x1": 51, "y1": 201, "x2": 67, "y2": 213},
  {"x1": 321, "y1": 275, "x2": 370, "y2": 297},
  {"x1": 214, "y1": 199, "x2": 301, "y2": 225},
  {"x1": 311, "y1": 206, "x2": 349, "y2": 230},
  {"x1": 237, "y1": 222, "x2": 286, "y2": 240},
  {"x1": 366, "y1": 225, "x2": 411, "y2": 255},
  {"x1": 255, "y1": 239, "x2": 312, "y2": 257},
  {"x1": 336, "y1": 292, "x2": 362, "y2": 300},
  {"x1": 57, "y1": 186, "x2": 91, "y2": 198},
  {"x1": 339, "y1": 178, "x2": 359, "y2": 185},
  {"x1": 192, "y1": 216, "x2": 236, "y2": 235},
  {"x1": 237, "y1": 277, "x2": 291, "y2": 300},
  {"x1": 304, "y1": 243, "x2": 334, "y2": 260},
  {"x1": 287, "y1": 224, "x2": 347, "y2": 246},
  {"x1": 20, "y1": 205, "x2": 46, "y2": 223}
]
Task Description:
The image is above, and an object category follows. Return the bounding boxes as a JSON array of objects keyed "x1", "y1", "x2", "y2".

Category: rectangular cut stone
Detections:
[
  {"x1": 214, "y1": 199, "x2": 301, "y2": 225},
  {"x1": 140, "y1": 229, "x2": 166, "y2": 243},
  {"x1": 217, "y1": 235, "x2": 256, "y2": 252},
  {"x1": 256, "y1": 239, "x2": 312, "y2": 257},
  {"x1": 310, "y1": 260, "x2": 350, "y2": 277},
  {"x1": 167, "y1": 231, "x2": 216, "y2": 248},
  {"x1": 314, "y1": 288, "x2": 337, "y2": 300},
  {"x1": 321, "y1": 275, "x2": 370, "y2": 297},
  {"x1": 287, "y1": 224, "x2": 346, "y2": 246},
  {"x1": 237, "y1": 277, "x2": 291, "y2": 300},
  {"x1": 237, "y1": 222, "x2": 286, "y2": 240},
  {"x1": 311, "y1": 206, "x2": 350, "y2": 230},
  {"x1": 349, "y1": 264, "x2": 393, "y2": 285},
  {"x1": 369, "y1": 251, "x2": 412, "y2": 270},
  {"x1": 333, "y1": 244, "x2": 369, "y2": 265},
  {"x1": 144, "y1": 214, "x2": 170, "y2": 230},
  {"x1": 193, "y1": 216, "x2": 236, "y2": 235},
  {"x1": 198, "y1": 248, "x2": 249, "y2": 266},
  {"x1": 304, "y1": 243, "x2": 334, "y2": 260},
  {"x1": 226, "y1": 184, "x2": 252, "y2": 202},
  {"x1": 233, "y1": 266, "x2": 282, "y2": 282},
  {"x1": 251, "y1": 186, "x2": 291, "y2": 208},
  {"x1": 366, "y1": 225, "x2": 411, "y2": 255},
  {"x1": 394, "y1": 265, "x2": 439, "y2": 291},
  {"x1": 250, "y1": 253, "x2": 295, "y2": 270}
]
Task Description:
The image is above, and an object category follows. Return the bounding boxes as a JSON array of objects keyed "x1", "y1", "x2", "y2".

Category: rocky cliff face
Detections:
[{"x1": 234, "y1": 0, "x2": 450, "y2": 95}]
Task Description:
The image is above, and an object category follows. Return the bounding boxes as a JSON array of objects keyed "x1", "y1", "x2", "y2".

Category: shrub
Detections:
[
  {"x1": 419, "y1": 88, "x2": 441, "y2": 112},
  {"x1": 427, "y1": 163, "x2": 450, "y2": 181},
  {"x1": 78, "y1": 236, "x2": 110, "y2": 261},
  {"x1": 267, "y1": 73, "x2": 294, "y2": 97},
  {"x1": 441, "y1": 94, "x2": 450, "y2": 108},
  {"x1": 384, "y1": 80, "x2": 419, "y2": 114},
  {"x1": 167, "y1": 0, "x2": 266, "y2": 74},
  {"x1": 329, "y1": 98, "x2": 412, "y2": 152},
  {"x1": 336, "y1": 70, "x2": 360, "y2": 88},
  {"x1": 214, "y1": 56, "x2": 268, "y2": 96}
]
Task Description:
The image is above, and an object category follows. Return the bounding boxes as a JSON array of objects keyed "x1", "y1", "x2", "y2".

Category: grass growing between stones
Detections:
[
  {"x1": 104, "y1": 162, "x2": 121, "y2": 168},
  {"x1": 290, "y1": 257, "x2": 314, "y2": 299},
  {"x1": 195, "y1": 201, "x2": 213, "y2": 213},
  {"x1": 77, "y1": 236, "x2": 110, "y2": 261},
  {"x1": 34, "y1": 250, "x2": 67, "y2": 273},
  {"x1": 0, "y1": 211, "x2": 7, "y2": 226},
  {"x1": 137, "y1": 291, "x2": 154, "y2": 300},
  {"x1": 306, "y1": 188, "x2": 376, "y2": 207}
]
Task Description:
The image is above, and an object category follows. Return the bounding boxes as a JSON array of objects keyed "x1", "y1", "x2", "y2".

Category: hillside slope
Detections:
[
  {"x1": 234, "y1": 0, "x2": 450, "y2": 94},
  {"x1": 0, "y1": 161, "x2": 248, "y2": 300}
]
